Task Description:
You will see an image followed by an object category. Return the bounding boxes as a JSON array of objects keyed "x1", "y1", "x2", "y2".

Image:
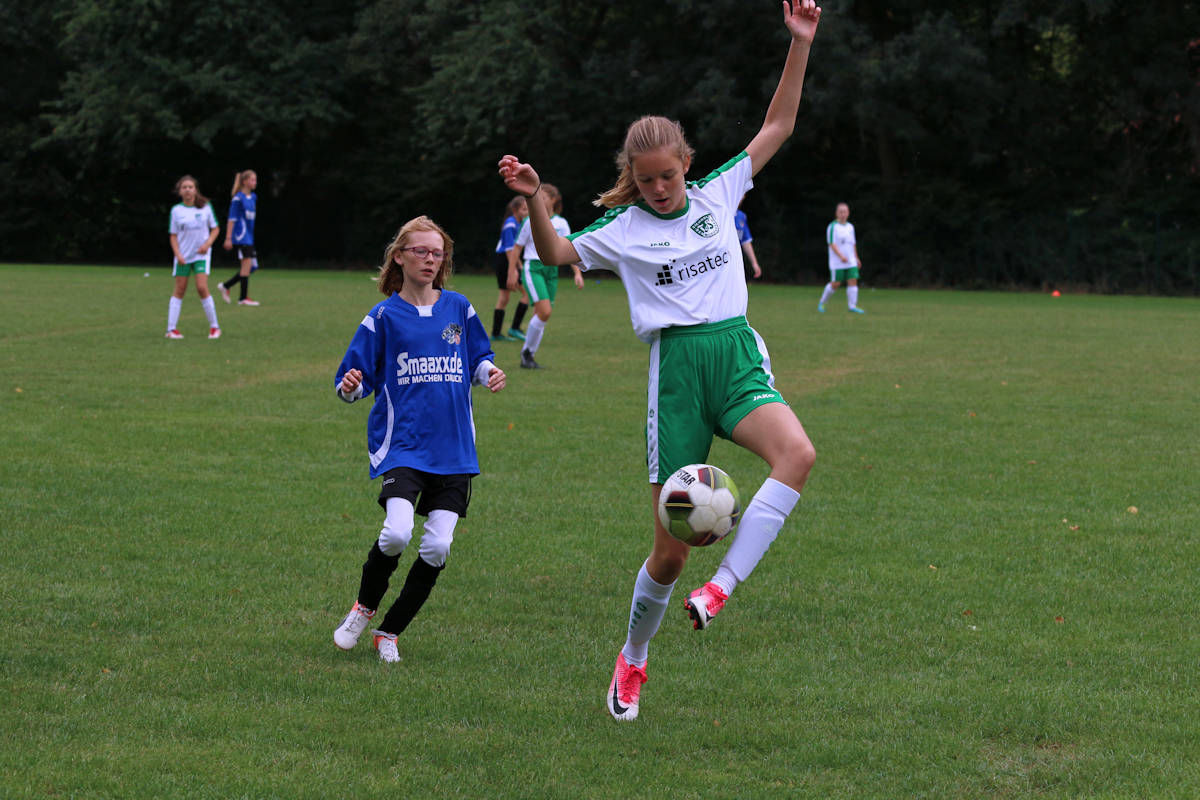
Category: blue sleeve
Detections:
[
  {"x1": 735, "y1": 211, "x2": 752, "y2": 244},
  {"x1": 466, "y1": 309, "x2": 496, "y2": 378},
  {"x1": 335, "y1": 313, "x2": 382, "y2": 399},
  {"x1": 499, "y1": 218, "x2": 518, "y2": 251},
  {"x1": 228, "y1": 195, "x2": 244, "y2": 222}
]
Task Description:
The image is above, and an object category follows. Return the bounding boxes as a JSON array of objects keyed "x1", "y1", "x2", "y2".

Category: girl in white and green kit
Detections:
[{"x1": 499, "y1": 0, "x2": 822, "y2": 723}]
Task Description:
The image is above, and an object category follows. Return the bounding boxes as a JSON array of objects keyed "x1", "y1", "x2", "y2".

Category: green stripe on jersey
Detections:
[
  {"x1": 567, "y1": 205, "x2": 634, "y2": 241},
  {"x1": 687, "y1": 150, "x2": 749, "y2": 191}
]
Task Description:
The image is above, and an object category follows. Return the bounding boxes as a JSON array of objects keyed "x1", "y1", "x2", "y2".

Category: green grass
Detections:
[{"x1": 1, "y1": 264, "x2": 1198, "y2": 799}]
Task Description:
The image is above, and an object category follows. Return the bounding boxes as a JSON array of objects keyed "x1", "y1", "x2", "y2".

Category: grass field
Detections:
[{"x1": 2, "y1": 263, "x2": 1198, "y2": 799}]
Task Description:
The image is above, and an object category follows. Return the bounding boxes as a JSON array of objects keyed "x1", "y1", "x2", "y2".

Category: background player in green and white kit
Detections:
[
  {"x1": 165, "y1": 175, "x2": 222, "y2": 339},
  {"x1": 818, "y1": 201, "x2": 865, "y2": 313},
  {"x1": 508, "y1": 183, "x2": 583, "y2": 369},
  {"x1": 499, "y1": 0, "x2": 821, "y2": 723}
]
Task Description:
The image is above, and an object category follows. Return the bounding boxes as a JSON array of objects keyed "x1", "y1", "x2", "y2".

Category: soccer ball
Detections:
[{"x1": 657, "y1": 464, "x2": 741, "y2": 547}]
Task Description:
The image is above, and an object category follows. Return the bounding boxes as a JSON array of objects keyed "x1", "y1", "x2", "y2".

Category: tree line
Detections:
[{"x1": 3, "y1": 0, "x2": 1198, "y2": 293}]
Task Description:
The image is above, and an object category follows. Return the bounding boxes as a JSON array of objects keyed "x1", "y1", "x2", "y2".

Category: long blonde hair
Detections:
[
  {"x1": 230, "y1": 169, "x2": 256, "y2": 197},
  {"x1": 595, "y1": 116, "x2": 695, "y2": 208},
  {"x1": 377, "y1": 216, "x2": 454, "y2": 296}
]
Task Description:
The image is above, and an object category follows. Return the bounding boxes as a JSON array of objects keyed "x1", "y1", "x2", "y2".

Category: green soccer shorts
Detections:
[
  {"x1": 521, "y1": 260, "x2": 558, "y2": 305},
  {"x1": 645, "y1": 316, "x2": 787, "y2": 483},
  {"x1": 173, "y1": 259, "x2": 209, "y2": 277}
]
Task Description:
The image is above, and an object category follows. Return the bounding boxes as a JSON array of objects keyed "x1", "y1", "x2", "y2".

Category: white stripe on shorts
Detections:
[
  {"x1": 749, "y1": 325, "x2": 777, "y2": 389},
  {"x1": 522, "y1": 261, "x2": 545, "y2": 304},
  {"x1": 646, "y1": 334, "x2": 662, "y2": 483}
]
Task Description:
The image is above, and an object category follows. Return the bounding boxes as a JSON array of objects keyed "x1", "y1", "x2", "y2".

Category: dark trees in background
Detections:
[{"x1": 4, "y1": 0, "x2": 1198, "y2": 293}]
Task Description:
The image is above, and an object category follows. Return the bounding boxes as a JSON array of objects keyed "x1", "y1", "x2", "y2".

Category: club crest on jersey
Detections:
[
  {"x1": 690, "y1": 213, "x2": 719, "y2": 238},
  {"x1": 442, "y1": 323, "x2": 462, "y2": 345}
]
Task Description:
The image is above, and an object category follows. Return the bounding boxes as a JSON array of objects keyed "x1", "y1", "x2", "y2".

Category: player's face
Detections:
[
  {"x1": 244, "y1": 172, "x2": 258, "y2": 192},
  {"x1": 514, "y1": 198, "x2": 528, "y2": 221},
  {"x1": 836, "y1": 203, "x2": 849, "y2": 222},
  {"x1": 395, "y1": 230, "x2": 446, "y2": 288},
  {"x1": 632, "y1": 147, "x2": 690, "y2": 215},
  {"x1": 178, "y1": 180, "x2": 197, "y2": 205}
]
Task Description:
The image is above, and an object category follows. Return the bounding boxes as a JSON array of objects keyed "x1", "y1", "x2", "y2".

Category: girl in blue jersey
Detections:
[
  {"x1": 490, "y1": 195, "x2": 531, "y2": 340},
  {"x1": 332, "y1": 215, "x2": 507, "y2": 663},
  {"x1": 218, "y1": 169, "x2": 261, "y2": 306},
  {"x1": 499, "y1": 0, "x2": 821, "y2": 720}
]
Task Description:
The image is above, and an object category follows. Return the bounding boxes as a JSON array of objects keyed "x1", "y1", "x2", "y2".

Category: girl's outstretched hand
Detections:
[
  {"x1": 783, "y1": 0, "x2": 821, "y2": 42},
  {"x1": 498, "y1": 155, "x2": 540, "y2": 198}
]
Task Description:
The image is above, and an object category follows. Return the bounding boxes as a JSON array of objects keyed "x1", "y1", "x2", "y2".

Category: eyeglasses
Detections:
[{"x1": 400, "y1": 246, "x2": 447, "y2": 262}]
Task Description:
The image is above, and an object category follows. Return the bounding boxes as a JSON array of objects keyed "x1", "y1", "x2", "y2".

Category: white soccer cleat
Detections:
[
  {"x1": 333, "y1": 602, "x2": 374, "y2": 650},
  {"x1": 217, "y1": 283, "x2": 231, "y2": 304},
  {"x1": 373, "y1": 630, "x2": 401, "y2": 663},
  {"x1": 165, "y1": 329, "x2": 184, "y2": 339},
  {"x1": 607, "y1": 653, "x2": 647, "y2": 721}
]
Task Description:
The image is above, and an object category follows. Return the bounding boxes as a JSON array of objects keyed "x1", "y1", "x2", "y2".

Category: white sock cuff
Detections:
[
  {"x1": 635, "y1": 560, "x2": 675, "y2": 600},
  {"x1": 752, "y1": 477, "x2": 801, "y2": 516}
]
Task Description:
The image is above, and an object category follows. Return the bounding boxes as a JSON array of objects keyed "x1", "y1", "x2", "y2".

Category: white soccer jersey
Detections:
[
  {"x1": 515, "y1": 214, "x2": 571, "y2": 263},
  {"x1": 827, "y1": 221, "x2": 857, "y2": 271},
  {"x1": 569, "y1": 152, "x2": 753, "y2": 342},
  {"x1": 168, "y1": 203, "x2": 219, "y2": 266}
]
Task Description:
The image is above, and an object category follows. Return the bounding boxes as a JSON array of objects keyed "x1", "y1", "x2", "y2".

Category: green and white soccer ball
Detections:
[{"x1": 657, "y1": 464, "x2": 741, "y2": 547}]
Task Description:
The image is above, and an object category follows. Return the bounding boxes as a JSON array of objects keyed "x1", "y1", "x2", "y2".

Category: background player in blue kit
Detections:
[
  {"x1": 331, "y1": 215, "x2": 507, "y2": 663},
  {"x1": 499, "y1": 0, "x2": 822, "y2": 721},
  {"x1": 218, "y1": 169, "x2": 261, "y2": 306},
  {"x1": 735, "y1": 199, "x2": 763, "y2": 280},
  {"x1": 490, "y1": 195, "x2": 531, "y2": 341}
]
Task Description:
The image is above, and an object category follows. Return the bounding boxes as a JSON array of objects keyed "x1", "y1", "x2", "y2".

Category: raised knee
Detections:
[{"x1": 377, "y1": 522, "x2": 412, "y2": 557}]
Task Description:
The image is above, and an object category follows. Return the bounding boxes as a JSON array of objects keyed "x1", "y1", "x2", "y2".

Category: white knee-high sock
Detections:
[
  {"x1": 712, "y1": 478, "x2": 800, "y2": 595},
  {"x1": 201, "y1": 296, "x2": 219, "y2": 327},
  {"x1": 524, "y1": 315, "x2": 546, "y2": 355},
  {"x1": 621, "y1": 561, "x2": 675, "y2": 668},
  {"x1": 847, "y1": 286, "x2": 859, "y2": 309},
  {"x1": 820, "y1": 283, "x2": 835, "y2": 304},
  {"x1": 167, "y1": 296, "x2": 182, "y2": 331}
]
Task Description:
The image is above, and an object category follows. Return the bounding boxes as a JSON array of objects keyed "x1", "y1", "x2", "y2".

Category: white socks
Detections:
[
  {"x1": 524, "y1": 315, "x2": 546, "y2": 355},
  {"x1": 819, "y1": 283, "x2": 835, "y2": 304},
  {"x1": 167, "y1": 296, "x2": 182, "y2": 331},
  {"x1": 201, "y1": 296, "x2": 219, "y2": 327},
  {"x1": 621, "y1": 561, "x2": 675, "y2": 668},
  {"x1": 847, "y1": 285, "x2": 859, "y2": 309},
  {"x1": 712, "y1": 477, "x2": 800, "y2": 596},
  {"x1": 167, "y1": 296, "x2": 221, "y2": 331}
]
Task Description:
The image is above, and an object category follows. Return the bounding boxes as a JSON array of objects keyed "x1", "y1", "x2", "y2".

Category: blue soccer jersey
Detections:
[
  {"x1": 494, "y1": 215, "x2": 520, "y2": 254},
  {"x1": 734, "y1": 209, "x2": 752, "y2": 245},
  {"x1": 335, "y1": 290, "x2": 496, "y2": 478},
  {"x1": 228, "y1": 192, "x2": 257, "y2": 245}
]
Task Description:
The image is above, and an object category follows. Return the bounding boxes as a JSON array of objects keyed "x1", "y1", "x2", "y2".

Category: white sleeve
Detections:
[
  {"x1": 472, "y1": 359, "x2": 496, "y2": 385},
  {"x1": 568, "y1": 210, "x2": 626, "y2": 273}
]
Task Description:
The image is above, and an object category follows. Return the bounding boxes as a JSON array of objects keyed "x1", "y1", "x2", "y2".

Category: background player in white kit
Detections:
[
  {"x1": 508, "y1": 183, "x2": 583, "y2": 369},
  {"x1": 817, "y1": 202, "x2": 865, "y2": 313},
  {"x1": 165, "y1": 175, "x2": 222, "y2": 339},
  {"x1": 499, "y1": 0, "x2": 821, "y2": 722}
]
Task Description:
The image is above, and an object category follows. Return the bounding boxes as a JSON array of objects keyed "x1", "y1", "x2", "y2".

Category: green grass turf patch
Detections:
[{"x1": 1, "y1": 264, "x2": 1198, "y2": 798}]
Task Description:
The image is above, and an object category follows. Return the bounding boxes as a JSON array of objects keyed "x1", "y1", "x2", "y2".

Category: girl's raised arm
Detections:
[
  {"x1": 498, "y1": 155, "x2": 580, "y2": 267},
  {"x1": 745, "y1": 0, "x2": 822, "y2": 176}
]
